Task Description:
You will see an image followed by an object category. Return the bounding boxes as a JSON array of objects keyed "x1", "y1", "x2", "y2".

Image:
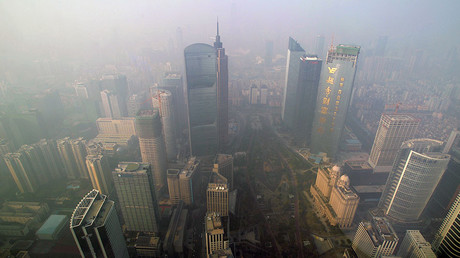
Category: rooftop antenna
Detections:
[{"x1": 329, "y1": 34, "x2": 335, "y2": 52}]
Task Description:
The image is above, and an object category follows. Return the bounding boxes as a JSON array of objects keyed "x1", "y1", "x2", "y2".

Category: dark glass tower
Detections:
[
  {"x1": 310, "y1": 44, "x2": 360, "y2": 158},
  {"x1": 184, "y1": 44, "x2": 218, "y2": 156},
  {"x1": 215, "y1": 21, "x2": 229, "y2": 151}
]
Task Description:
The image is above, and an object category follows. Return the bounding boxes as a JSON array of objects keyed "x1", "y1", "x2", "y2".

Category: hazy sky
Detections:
[{"x1": 0, "y1": 0, "x2": 459, "y2": 62}]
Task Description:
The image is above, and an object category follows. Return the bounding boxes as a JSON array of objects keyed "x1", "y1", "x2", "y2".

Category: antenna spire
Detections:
[{"x1": 214, "y1": 17, "x2": 223, "y2": 49}]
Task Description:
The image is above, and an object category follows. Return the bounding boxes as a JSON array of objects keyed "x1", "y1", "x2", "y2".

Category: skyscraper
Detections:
[
  {"x1": 368, "y1": 114, "x2": 419, "y2": 173},
  {"x1": 351, "y1": 217, "x2": 398, "y2": 258},
  {"x1": 378, "y1": 139, "x2": 450, "y2": 223},
  {"x1": 136, "y1": 109, "x2": 168, "y2": 195},
  {"x1": 205, "y1": 212, "x2": 230, "y2": 258},
  {"x1": 311, "y1": 44, "x2": 360, "y2": 158},
  {"x1": 207, "y1": 173, "x2": 229, "y2": 217},
  {"x1": 184, "y1": 43, "x2": 218, "y2": 156},
  {"x1": 314, "y1": 35, "x2": 325, "y2": 58},
  {"x1": 4, "y1": 152, "x2": 39, "y2": 193},
  {"x1": 112, "y1": 162, "x2": 160, "y2": 233},
  {"x1": 168, "y1": 157, "x2": 200, "y2": 206},
  {"x1": 152, "y1": 89, "x2": 177, "y2": 160},
  {"x1": 215, "y1": 21, "x2": 229, "y2": 151},
  {"x1": 167, "y1": 169, "x2": 181, "y2": 205},
  {"x1": 57, "y1": 137, "x2": 80, "y2": 179},
  {"x1": 70, "y1": 190, "x2": 128, "y2": 258},
  {"x1": 213, "y1": 154, "x2": 233, "y2": 190},
  {"x1": 162, "y1": 73, "x2": 186, "y2": 134},
  {"x1": 100, "y1": 90, "x2": 123, "y2": 119},
  {"x1": 282, "y1": 37, "x2": 307, "y2": 129},
  {"x1": 397, "y1": 230, "x2": 436, "y2": 258},
  {"x1": 432, "y1": 192, "x2": 460, "y2": 257},
  {"x1": 86, "y1": 154, "x2": 113, "y2": 195},
  {"x1": 71, "y1": 138, "x2": 89, "y2": 179}
]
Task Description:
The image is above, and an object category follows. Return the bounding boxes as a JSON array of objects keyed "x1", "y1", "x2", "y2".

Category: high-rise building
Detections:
[
  {"x1": 70, "y1": 190, "x2": 128, "y2": 258},
  {"x1": 57, "y1": 137, "x2": 80, "y2": 179},
  {"x1": 311, "y1": 44, "x2": 360, "y2": 159},
  {"x1": 397, "y1": 230, "x2": 436, "y2": 258},
  {"x1": 329, "y1": 175, "x2": 359, "y2": 228},
  {"x1": 351, "y1": 217, "x2": 398, "y2": 258},
  {"x1": 100, "y1": 90, "x2": 123, "y2": 119},
  {"x1": 207, "y1": 173, "x2": 229, "y2": 217},
  {"x1": 167, "y1": 169, "x2": 181, "y2": 205},
  {"x1": 215, "y1": 22, "x2": 229, "y2": 151},
  {"x1": 260, "y1": 85, "x2": 269, "y2": 105},
  {"x1": 127, "y1": 94, "x2": 144, "y2": 117},
  {"x1": 152, "y1": 89, "x2": 177, "y2": 160},
  {"x1": 70, "y1": 138, "x2": 89, "y2": 179},
  {"x1": 368, "y1": 114, "x2": 419, "y2": 173},
  {"x1": 184, "y1": 43, "x2": 218, "y2": 156},
  {"x1": 162, "y1": 73, "x2": 186, "y2": 134},
  {"x1": 249, "y1": 84, "x2": 259, "y2": 105},
  {"x1": 314, "y1": 35, "x2": 325, "y2": 58},
  {"x1": 100, "y1": 74, "x2": 129, "y2": 117},
  {"x1": 17, "y1": 145, "x2": 51, "y2": 186},
  {"x1": 136, "y1": 109, "x2": 168, "y2": 196},
  {"x1": 282, "y1": 37, "x2": 306, "y2": 128},
  {"x1": 96, "y1": 117, "x2": 137, "y2": 136},
  {"x1": 379, "y1": 139, "x2": 450, "y2": 223},
  {"x1": 4, "y1": 152, "x2": 39, "y2": 193},
  {"x1": 432, "y1": 192, "x2": 460, "y2": 257},
  {"x1": 205, "y1": 212, "x2": 230, "y2": 258},
  {"x1": 213, "y1": 154, "x2": 233, "y2": 190},
  {"x1": 35, "y1": 139, "x2": 62, "y2": 179},
  {"x1": 168, "y1": 157, "x2": 200, "y2": 206},
  {"x1": 86, "y1": 155, "x2": 113, "y2": 195},
  {"x1": 112, "y1": 162, "x2": 160, "y2": 233}
]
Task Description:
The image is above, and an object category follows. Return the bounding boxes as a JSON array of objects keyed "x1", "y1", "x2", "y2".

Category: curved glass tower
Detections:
[
  {"x1": 184, "y1": 43, "x2": 218, "y2": 156},
  {"x1": 379, "y1": 138, "x2": 450, "y2": 222}
]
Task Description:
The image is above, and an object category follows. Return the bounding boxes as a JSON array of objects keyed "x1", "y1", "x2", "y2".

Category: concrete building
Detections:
[
  {"x1": 432, "y1": 192, "x2": 460, "y2": 257},
  {"x1": 162, "y1": 73, "x2": 186, "y2": 135},
  {"x1": 101, "y1": 89, "x2": 124, "y2": 119},
  {"x1": 311, "y1": 44, "x2": 360, "y2": 159},
  {"x1": 152, "y1": 89, "x2": 177, "y2": 160},
  {"x1": 0, "y1": 201, "x2": 49, "y2": 237},
  {"x1": 112, "y1": 162, "x2": 160, "y2": 233},
  {"x1": 184, "y1": 43, "x2": 218, "y2": 156},
  {"x1": 207, "y1": 175, "x2": 229, "y2": 217},
  {"x1": 34, "y1": 139, "x2": 62, "y2": 179},
  {"x1": 70, "y1": 190, "x2": 128, "y2": 258},
  {"x1": 127, "y1": 94, "x2": 144, "y2": 117},
  {"x1": 96, "y1": 117, "x2": 136, "y2": 136},
  {"x1": 178, "y1": 157, "x2": 200, "y2": 206},
  {"x1": 36, "y1": 215, "x2": 67, "y2": 240},
  {"x1": 57, "y1": 137, "x2": 80, "y2": 179},
  {"x1": 249, "y1": 84, "x2": 259, "y2": 105},
  {"x1": 167, "y1": 169, "x2": 181, "y2": 205},
  {"x1": 368, "y1": 114, "x2": 419, "y2": 173},
  {"x1": 397, "y1": 230, "x2": 435, "y2": 258},
  {"x1": 351, "y1": 217, "x2": 398, "y2": 258},
  {"x1": 136, "y1": 109, "x2": 168, "y2": 196},
  {"x1": 379, "y1": 139, "x2": 450, "y2": 223},
  {"x1": 205, "y1": 212, "x2": 230, "y2": 258},
  {"x1": 260, "y1": 85, "x2": 269, "y2": 105},
  {"x1": 329, "y1": 175, "x2": 359, "y2": 228},
  {"x1": 134, "y1": 234, "x2": 162, "y2": 258},
  {"x1": 4, "y1": 152, "x2": 39, "y2": 193},
  {"x1": 70, "y1": 138, "x2": 89, "y2": 179},
  {"x1": 213, "y1": 154, "x2": 233, "y2": 190},
  {"x1": 86, "y1": 154, "x2": 113, "y2": 195}
]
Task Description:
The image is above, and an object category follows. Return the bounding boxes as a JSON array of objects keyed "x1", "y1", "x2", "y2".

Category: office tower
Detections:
[
  {"x1": 70, "y1": 190, "x2": 128, "y2": 258},
  {"x1": 4, "y1": 152, "x2": 39, "y2": 193},
  {"x1": 368, "y1": 114, "x2": 419, "y2": 173},
  {"x1": 329, "y1": 175, "x2": 359, "y2": 228},
  {"x1": 167, "y1": 169, "x2": 181, "y2": 205},
  {"x1": 260, "y1": 85, "x2": 269, "y2": 105},
  {"x1": 213, "y1": 154, "x2": 233, "y2": 190},
  {"x1": 152, "y1": 90, "x2": 177, "y2": 160},
  {"x1": 427, "y1": 129, "x2": 460, "y2": 218},
  {"x1": 168, "y1": 157, "x2": 200, "y2": 206},
  {"x1": 265, "y1": 40, "x2": 274, "y2": 67},
  {"x1": 100, "y1": 74, "x2": 129, "y2": 116},
  {"x1": 207, "y1": 173, "x2": 229, "y2": 217},
  {"x1": 100, "y1": 90, "x2": 123, "y2": 118},
  {"x1": 113, "y1": 162, "x2": 160, "y2": 233},
  {"x1": 351, "y1": 217, "x2": 398, "y2": 258},
  {"x1": 162, "y1": 73, "x2": 186, "y2": 134},
  {"x1": 184, "y1": 43, "x2": 218, "y2": 156},
  {"x1": 17, "y1": 145, "x2": 50, "y2": 186},
  {"x1": 215, "y1": 22, "x2": 229, "y2": 151},
  {"x1": 35, "y1": 139, "x2": 62, "y2": 179},
  {"x1": 432, "y1": 192, "x2": 460, "y2": 257},
  {"x1": 397, "y1": 230, "x2": 436, "y2": 258},
  {"x1": 314, "y1": 35, "x2": 325, "y2": 58},
  {"x1": 86, "y1": 155, "x2": 113, "y2": 195},
  {"x1": 311, "y1": 44, "x2": 360, "y2": 159},
  {"x1": 136, "y1": 109, "x2": 168, "y2": 195},
  {"x1": 96, "y1": 117, "x2": 136, "y2": 135},
  {"x1": 379, "y1": 139, "x2": 450, "y2": 223},
  {"x1": 75, "y1": 82, "x2": 90, "y2": 98},
  {"x1": 205, "y1": 212, "x2": 230, "y2": 258},
  {"x1": 282, "y1": 37, "x2": 306, "y2": 128},
  {"x1": 71, "y1": 138, "x2": 89, "y2": 179},
  {"x1": 57, "y1": 137, "x2": 79, "y2": 179},
  {"x1": 249, "y1": 84, "x2": 259, "y2": 104}
]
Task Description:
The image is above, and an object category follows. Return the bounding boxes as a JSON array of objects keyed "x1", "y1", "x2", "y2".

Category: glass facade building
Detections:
[{"x1": 184, "y1": 43, "x2": 218, "y2": 156}]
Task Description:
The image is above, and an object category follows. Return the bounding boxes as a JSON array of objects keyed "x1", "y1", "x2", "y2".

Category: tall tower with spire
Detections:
[{"x1": 215, "y1": 20, "x2": 228, "y2": 151}]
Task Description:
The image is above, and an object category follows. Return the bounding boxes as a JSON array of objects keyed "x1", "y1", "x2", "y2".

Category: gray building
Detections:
[
  {"x1": 112, "y1": 162, "x2": 160, "y2": 233},
  {"x1": 311, "y1": 44, "x2": 360, "y2": 159},
  {"x1": 397, "y1": 230, "x2": 435, "y2": 258},
  {"x1": 152, "y1": 90, "x2": 177, "y2": 161},
  {"x1": 70, "y1": 190, "x2": 128, "y2": 258},
  {"x1": 432, "y1": 192, "x2": 460, "y2": 257},
  {"x1": 379, "y1": 139, "x2": 450, "y2": 223},
  {"x1": 184, "y1": 43, "x2": 218, "y2": 156},
  {"x1": 352, "y1": 217, "x2": 398, "y2": 258}
]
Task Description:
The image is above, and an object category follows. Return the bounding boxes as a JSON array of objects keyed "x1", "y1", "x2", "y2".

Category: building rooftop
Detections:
[
  {"x1": 364, "y1": 217, "x2": 398, "y2": 246},
  {"x1": 115, "y1": 162, "x2": 150, "y2": 173},
  {"x1": 382, "y1": 114, "x2": 419, "y2": 122},
  {"x1": 205, "y1": 213, "x2": 224, "y2": 234},
  {"x1": 181, "y1": 157, "x2": 200, "y2": 177},
  {"x1": 137, "y1": 109, "x2": 159, "y2": 117},
  {"x1": 214, "y1": 154, "x2": 232, "y2": 165},
  {"x1": 36, "y1": 215, "x2": 67, "y2": 235},
  {"x1": 70, "y1": 190, "x2": 106, "y2": 228}
]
